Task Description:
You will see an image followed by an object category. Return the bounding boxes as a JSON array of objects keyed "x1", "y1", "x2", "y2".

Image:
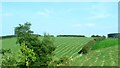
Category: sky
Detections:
[{"x1": 1, "y1": 2, "x2": 118, "y2": 37}]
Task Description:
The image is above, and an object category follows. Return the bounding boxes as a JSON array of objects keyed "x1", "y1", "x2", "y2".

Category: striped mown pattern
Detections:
[
  {"x1": 54, "y1": 37, "x2": 93, "y2": 58},
  {"x1": 1, "y1": 37, "x2": 118, "y2": 66},
  {"x1": 70, "y1": 45, "x2": 118, "y2": 66}
]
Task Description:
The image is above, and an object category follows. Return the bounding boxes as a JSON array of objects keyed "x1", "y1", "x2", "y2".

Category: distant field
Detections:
[
  {"x1": 1, "y1": 38, "x2": 20, "y2": 53},
  {"x1": 1, "y1": 37, "x2": 119, "y2": 66}
]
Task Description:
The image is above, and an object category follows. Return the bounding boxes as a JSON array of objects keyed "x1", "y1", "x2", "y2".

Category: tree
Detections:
[
  {"x1": 15, "y1": 22, "x2": 34, "y2": 46},
  {"x1": 14, "y1": 22, "x2": 56, "y2": 66}
]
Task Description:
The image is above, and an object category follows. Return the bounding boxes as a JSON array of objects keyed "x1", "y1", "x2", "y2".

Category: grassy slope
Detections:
[
  {"x1": 92, "y1": 38, "x2": 118, "y2": 50},
  {"x1": 70, "y1": 45, "x2": 118, "y2": 66},
  {"x1": 70, "y1": 38, "x2": 118, "y2": 66},
  {"x1": 1, "y1": 37, "x2": 118, "y2": 66}
]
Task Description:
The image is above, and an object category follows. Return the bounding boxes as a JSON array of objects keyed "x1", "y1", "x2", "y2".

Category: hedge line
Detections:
[
  {"x1": 92, "y1": 36, "x2": 106, "y2": 42},
  {"x1": 57, "y1": 35, "x2": 85, "y2": 37},
  {"x1": 0, "y1": 34, "x2": 41, "y2": 39},
  {"x1": 0, "y1": 35, "x2": 16, "y2": 39},
  {"x1": 78, "y1": 36, "x2": 106, "y2": 54}
]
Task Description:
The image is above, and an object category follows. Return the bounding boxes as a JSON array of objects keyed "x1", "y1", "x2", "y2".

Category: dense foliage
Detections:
[
  {"x1": 15, "y1": 22, "x2": 56, "y2": 66},
  {"x1": 0, "y1": 48, "x2": 18, "y2": 66},
  {"x1": 78, "y1": 40, "x2": 96, "y2": 54},
  {"x1": 0, "y1": 22, "x2": 56, "y2": 67}
]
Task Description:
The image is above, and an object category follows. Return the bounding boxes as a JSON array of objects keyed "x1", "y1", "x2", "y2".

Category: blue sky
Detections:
[{"x1": 1, "y1": 2, "x2": 118, "y2": 37}]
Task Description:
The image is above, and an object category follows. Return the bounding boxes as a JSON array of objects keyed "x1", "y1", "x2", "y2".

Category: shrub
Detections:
[
  {"x1": 51, "y1": 56, "x2": 70, "y2": 66},
  {"x1": 91, "y1": 35, "x2": 101, "y2": 37},
  {"x1": 0, "y1": 48, "x2": 18, "y2": 66},
  {"x1": 93, "y1": 36, "x2": 106, "y2": 42},
  {"x1": 78, "y1": 40, "x2": 96, "y2": 54}
]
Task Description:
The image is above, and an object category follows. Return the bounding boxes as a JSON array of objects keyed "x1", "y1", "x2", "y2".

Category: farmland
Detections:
[{"x1": 0, "y1": 37, "x2": 118, "y2": 66}]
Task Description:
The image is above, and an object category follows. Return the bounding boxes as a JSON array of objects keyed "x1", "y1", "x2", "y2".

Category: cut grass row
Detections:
[
  {"x1": 54, "y1": 37, "x2": 93, "y2": 58},
  {"x1": 70, "y1": 45, "x2": 118, "y2": 66},
  {"x1": 70, "y1": 38, "x2": 118, "y2": 66}
]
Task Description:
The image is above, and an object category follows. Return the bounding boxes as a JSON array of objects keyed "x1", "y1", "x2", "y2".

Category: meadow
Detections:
[{"x1": 0, "y1": 37, "x2": 119, "y2": 66}]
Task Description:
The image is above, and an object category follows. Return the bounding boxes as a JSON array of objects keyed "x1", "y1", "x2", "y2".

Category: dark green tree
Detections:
[{"x1": 14, "y1": 22, "x2": 56, "y2": 66}]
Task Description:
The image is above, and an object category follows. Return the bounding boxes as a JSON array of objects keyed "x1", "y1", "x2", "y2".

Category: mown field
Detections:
[{"x1": 0, "y1": 37, "x2": 119, "y2": 66}]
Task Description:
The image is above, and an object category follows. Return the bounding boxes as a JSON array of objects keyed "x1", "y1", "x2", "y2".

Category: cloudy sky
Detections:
[{"x1": 1, "y1": 2, "x2": 118, "y2": 37}]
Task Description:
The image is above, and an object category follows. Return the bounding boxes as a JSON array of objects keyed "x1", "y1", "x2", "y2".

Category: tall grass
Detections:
[{"x1": 91, "y1": 38, "x2": 118, "y2": 50}]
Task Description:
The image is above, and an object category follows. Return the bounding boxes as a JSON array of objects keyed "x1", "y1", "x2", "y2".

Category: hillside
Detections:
[{"x1": 0, "y1": 37, "x2": 119, "y2": 66}]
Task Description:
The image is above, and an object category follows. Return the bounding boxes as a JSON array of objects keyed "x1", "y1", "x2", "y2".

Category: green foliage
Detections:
[
  {"x1": 49, "y1": 56, "x2": 70, "y2": 66},
  {"x1": 0, "y1": 48, "x2": 17, "y2": 66},
  {"x1": 93, "y1": 37, "x2": 106, "y2": 42},
  {"x1": 17, "y1": 42, "x2": 36, "y2": 66},
  {"x1": 33, "y1": 33, "x2": 56, "y2": 66},
  {"x1": 80, "y1": 40, "x2": 96, "y2": 54},
  {"x1": 15, "y1": 22, "x2": 34, "y2": 46},
  {"x1": 42, "y1": 33, "x2": 56, "y2": 54},
  {"x1": 91, "y1": 35, "x2": 101, "y2": 37},
  {"x1": 14, "y1": 22, "x2": 56, "y2": 66},
  {"x1": 0, "y1": 48, "x2": 11, "y2": 55},
  {"x1": 59, "y1": 57, "x2": 70, "y2": 66},
  {"x1": 80, "y1": 36, "x2": 106, "y2": 54}
]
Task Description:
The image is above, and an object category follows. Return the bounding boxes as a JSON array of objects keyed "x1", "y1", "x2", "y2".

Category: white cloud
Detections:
[
  {"x1": 85, "y1": 23, "x2": 95, "y2": 27},
  {"x1": 36, "y1": 9, "x2": 56, "y2": 17},
  {"x1": 73, "y1": 23, "x2": 95, "y2": 27},
  {"x1": 73, "y1": 23, "x2": 81, "y2": 27},
  {"x1": 89, "y1": 13, "x2": 110, "y2": 20},
  {"x1": 37, "y1": 12, "x2": 49, "y2": 17},
  {"x1": 3, "y1": 13, "x2": 13, "y2": 17},
  {"x1": 86, "y1": 3, "x2": 111, "y2": 20}
]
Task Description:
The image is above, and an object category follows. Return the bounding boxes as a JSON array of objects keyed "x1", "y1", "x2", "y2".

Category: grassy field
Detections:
[
  {"x1": 70, "y1": 45, "x2": 118, "y2": 66},
  {"x1": 92, "y1": 38, "x2": 118, "y2": 50},
  {"x1": 0, "y1": 37, "x2": 119, "y2": 66}
]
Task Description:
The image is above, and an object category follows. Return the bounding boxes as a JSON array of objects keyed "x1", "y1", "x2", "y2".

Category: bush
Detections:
[
  {"x1": 50, "y1": 56, "x2": 70, "y2": 66},
  {"x1": 0, "y1": 48, "x2": 18, "y2": 66},
  {"x1": 93, "y1": 36, "x2": 106, "y2": 42},
  {"x1": 91, "y1": 35, "x2": 101, "y2": 37},
  {"x1": 78, "y1": 40, "x2": 96, "y2": 54}
]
